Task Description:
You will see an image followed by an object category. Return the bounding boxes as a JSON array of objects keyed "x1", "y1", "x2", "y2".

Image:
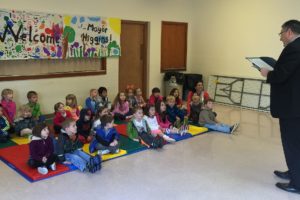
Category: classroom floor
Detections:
[{"x1": 0, "y1": 104, "x2": 299, "y2": 200}]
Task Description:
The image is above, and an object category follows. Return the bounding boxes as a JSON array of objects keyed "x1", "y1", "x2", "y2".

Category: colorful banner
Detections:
[
  {"x1": 0, "y1": 9, "x2": 121, "y2": 60},
  {"x1": 0, "y1": 9, "x2": 63, "y2": 59},
  {"x1": 63, "y1": 15, "x2": 121, "y2": 58}
]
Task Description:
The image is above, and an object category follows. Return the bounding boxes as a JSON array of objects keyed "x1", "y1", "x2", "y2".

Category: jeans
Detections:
[
  {"x1": 204, "y1": 123, "x2": 231, "y2": 133},
  {"x1": 95, "y1": 143, "x2": 120, "y2": 154},
  {"x1": 65, "y1": 150, "x2": 91, "y2": 172}
]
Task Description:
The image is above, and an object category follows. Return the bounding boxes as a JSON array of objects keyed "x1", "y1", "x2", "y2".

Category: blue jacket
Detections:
[
  {"x1": 85, "y1": 97, "x2": 96, "y2": 114},
  {"x1": 89, "y1": 127, "x2": 120, "y2": 153},
  {"x1": 166, "y1": 105, "x2": 184, "y2": 123}
]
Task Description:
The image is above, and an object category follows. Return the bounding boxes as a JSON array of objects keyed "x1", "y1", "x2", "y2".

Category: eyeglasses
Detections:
[{"x1": 278, "y1": 30, "x2": 288, "y2": 36}]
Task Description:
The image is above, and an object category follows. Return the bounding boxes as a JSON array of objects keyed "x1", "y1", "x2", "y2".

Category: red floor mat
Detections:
[
  {"x1": 115, "y1": 124, "x2": 128, "y2": 136},
  {"x1": 0, "y1": 144, "x2": 72, "y2": 182}
]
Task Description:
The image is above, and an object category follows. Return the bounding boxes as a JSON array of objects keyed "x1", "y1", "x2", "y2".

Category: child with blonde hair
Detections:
[
  {"x1": 134, "y1": 88, "x2": 146, "y2": 108},
  {"x1": 189, "y1": 95, "x2": 203, "y2": 125},
  {"x1": 166, "y1": 95, "x2": 188, "y2": 133},
  {"x1": 126, "y1": 86, "x2": 137, "y2": 111},
  {"x1": 14, "y1": 105, "x2": 38, "y2": 136},
  {"x1": 65, "y1": 94, "x2": 82, "y2": 121},
  {"x1": 85, "y1": 89, "x2": 98, "y2": 114},
  {"x1": 1, "y1": 88, "x2": 16, "y2": 124}
]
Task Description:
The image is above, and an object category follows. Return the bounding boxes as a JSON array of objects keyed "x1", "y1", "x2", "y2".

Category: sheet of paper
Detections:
[{"x1": 246, "y1": 57, "x2": 274, "y2": 71}]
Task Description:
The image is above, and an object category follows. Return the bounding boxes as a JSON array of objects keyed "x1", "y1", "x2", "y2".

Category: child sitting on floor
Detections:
[
  {"x1": 85, "y1": 89, "x2": 98, "y2": 115},
  {"x1": 126, "y1": 86, "x2": 138, "y2": 112},
  {"x1": 166, "y1": 95, "x2": 188, "y2": 133},
  {"x1": 155, "y1": 100, "x2": 181, "y2": 135},
  {"x1": 57, "y1": 119, "x2": 101, "y2": 173},
  {"x1": 53, "y1": 102, "x2": 72, "y2": 134},
  {"x1": 189, "y1": 95, "x2": 203, "y2": 125},
  {"x1": 92, "y1": 106, "x2": 110, "y2": 132},
  {"x1": 14, "y1": 105, "x2": 38, "y2": 137},
  {"x1": 27, "y1": 91, "x2": 45, "y2": 122},
  {"x1": 144, "y1": 104, "x2": 175, "y2": 143},
  {"x1": 76, "y1": 108, "x2": 93, "y2": 144},
  {"x1": 65, "y1": 94, "x2": 82, "y2": 121},
  {"x1": 135, "y1": 88, "x2": 146, "y2": 108},
  {"x1": 199, "y1": 99, "x2": 239, "y2": 134},
  {"x1": 28, "y1": 123, "x2": 57, "y2": 175},
  {"x1": 127, "y1": 106, "x2": 164, "y2": 148},
  {"x1": 1, "y1": 88, "x2": 16, "y2": 125},
  {"x1": 112, "y1": 92, "x2": 132, "y2": 120},
  {"x1": 89, "y1": 114, "x2": 120, "y2": 155},
  {"x1": 96, "y1": 87, "x2": 111, "y2": 110},
  {"x1": 169, "y1": 88, "x2": 183, "y2": 109},
  {"x1": 148, "y1": 87, "x2": 163, "y2": 105},
  {"x1": 0, "y1": 104, "x2": 10, "y2": 142}
]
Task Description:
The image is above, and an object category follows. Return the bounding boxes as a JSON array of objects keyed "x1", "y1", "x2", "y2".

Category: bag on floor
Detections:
[{"x1": 87, "y1": 154, "x2": 102, "y2": 173}]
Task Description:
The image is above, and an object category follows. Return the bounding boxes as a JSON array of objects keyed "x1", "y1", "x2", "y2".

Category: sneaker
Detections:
[
  {"x1": 50, "y1": 163, "x2": 56, "y2": 171},
  {"x1": 88, "y1": 155, "x2": 102, "y2": 173},
  {"x1": 230, "y1": 123, "x2": 239, "y2": 134},
  {"x1": 115, "y1": 149, "x2": 120, "y2": 154},
  {"x1": 163, "y1": 135, "x2": 176, "y2": 143},
  {"x1": 37, "y1": 167, "x2": 48, "y2": 175},
  {"x1": 98, "y1": 149, "x2": 110, "y2": 155}
]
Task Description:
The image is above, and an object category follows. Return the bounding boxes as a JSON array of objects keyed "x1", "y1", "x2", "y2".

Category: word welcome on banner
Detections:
[{"x1": 0, "y1": 9, "x2": 121, "y2": 60}]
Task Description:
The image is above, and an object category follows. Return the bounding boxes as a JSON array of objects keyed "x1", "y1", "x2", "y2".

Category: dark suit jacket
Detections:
[{"x1": 267, "y1": 37, "x2": 300, "y2": 118}]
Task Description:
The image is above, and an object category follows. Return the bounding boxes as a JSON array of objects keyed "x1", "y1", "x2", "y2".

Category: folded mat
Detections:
[
  {"x1": 0, "y1": 144, "x2": 73, "y2": 182},
  {"x1": 188, "y1": 125, "x2": 208, "y2": 136}
]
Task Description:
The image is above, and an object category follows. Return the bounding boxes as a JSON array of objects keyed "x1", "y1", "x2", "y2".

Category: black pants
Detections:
[
  {"x1": 28, "y1": 154, "x2": 57, "y2": 168},
  {"x1": 279, "y1": 118, "x2": 300, "y2": 189}
]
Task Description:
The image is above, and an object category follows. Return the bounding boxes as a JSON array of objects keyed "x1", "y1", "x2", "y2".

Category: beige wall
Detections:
[
  {"x1": 0, "y1": 0, "x2": 195, "y2": 114},
  {"x1": 191, "y1": 0, "x2": 300, "y2": 86},
  {"x1": 3, "y1": 0, "x2": 300, "y2": 114}
]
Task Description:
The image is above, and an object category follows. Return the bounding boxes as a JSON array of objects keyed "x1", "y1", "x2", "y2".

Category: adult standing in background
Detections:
[{"x1": 261, "y1": 19, "x2": 300, "y2": 194}]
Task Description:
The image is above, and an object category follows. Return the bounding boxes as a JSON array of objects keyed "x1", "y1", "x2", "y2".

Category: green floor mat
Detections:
[
  {"x1": 114, "y1": 119, "x2": 129, "y2": 125},
  {"x1": 119, "y1": 135, "x2": 145, "y2": 153},
  {"x1": 0, "y1": 140, "x2": 17, "y2": 149}
]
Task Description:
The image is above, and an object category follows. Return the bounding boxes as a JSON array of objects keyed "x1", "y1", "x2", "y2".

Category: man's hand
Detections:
[{"x1": 260, "y1": 68, "x2": 270, "y2": 77}]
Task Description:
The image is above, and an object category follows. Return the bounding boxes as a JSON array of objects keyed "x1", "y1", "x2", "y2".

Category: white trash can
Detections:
[{"x1": 165, "y1": 76, "x2": 183, "y2": 97}]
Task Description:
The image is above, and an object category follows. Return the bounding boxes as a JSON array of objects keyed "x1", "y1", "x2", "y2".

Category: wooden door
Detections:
[{"x1": 119, "y1": 21, "x2": 148, "y2": 97}]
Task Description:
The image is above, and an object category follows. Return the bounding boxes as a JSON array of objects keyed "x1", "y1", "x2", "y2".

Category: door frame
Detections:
[{"x1": 119, "y1": 20, "x2": 149, "y2": 98}]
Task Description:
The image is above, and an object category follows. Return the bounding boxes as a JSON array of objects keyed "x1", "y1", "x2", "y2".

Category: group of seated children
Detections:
[
  {"x1": 0, "y1": 89, "x2": 43, "y2": 142},
  {"x1": 0, "y1": 82, "x2": 239, "y2": 175}
]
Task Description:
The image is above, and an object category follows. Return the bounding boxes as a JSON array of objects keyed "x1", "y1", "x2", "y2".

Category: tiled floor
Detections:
[{"x1": 0, "y1": 104, "x2": 299, "y2": 200}]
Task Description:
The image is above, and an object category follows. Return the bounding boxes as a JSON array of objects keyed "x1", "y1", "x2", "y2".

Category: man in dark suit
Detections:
[{"x1": 261, "y1": 20, "x2": 300, "y2": 194}]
